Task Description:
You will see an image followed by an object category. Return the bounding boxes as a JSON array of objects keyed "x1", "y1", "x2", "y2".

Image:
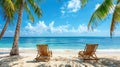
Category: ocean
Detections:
[{"x1": 0, "y1": 37, "x2": 120, "y2": 50}]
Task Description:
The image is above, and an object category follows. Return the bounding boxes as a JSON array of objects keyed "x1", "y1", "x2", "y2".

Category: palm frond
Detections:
[
  {"x1": 27, "y1": 0, "x2": 42, "y2": 18},
  {"x1": 88, "y1": 0, "x2": 113, "y2": 30},
  {"x1": 3, "y1": 0, "x2": 15, "y2": 11},
  {"x1": 110, "y1": 5, "x2": 120, "y2": 36},
  {"x1": 3, "y1": 0, "x2": 15, "y2": 20},
  {"x1": 24, "y1": 2, "x2": 34, "y2": 22},
  {"x1": 81, "y1": 0, "x2": 88, "y2": 8},
  {"x1": 14, "y1": 0, "x2": 21, "y2": 10}
]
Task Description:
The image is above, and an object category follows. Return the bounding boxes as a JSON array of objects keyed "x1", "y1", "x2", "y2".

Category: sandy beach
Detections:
[{"x1": 0, "y1": 49, "x2": 120, "y2": 67}]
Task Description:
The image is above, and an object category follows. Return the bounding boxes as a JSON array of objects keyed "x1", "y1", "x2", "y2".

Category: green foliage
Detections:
[
  {"x1": 13, "y1": 0, "x2": 42, "y2": 22},
  {"x1": 113, "y1": 5, "x2": 120, "y2": 22},
  {"x1": 2, "y1": 0, "x2": 15, "y2": 20},
  {"x1": 27, "y1": 0, "x2": 42, "y2": 18},
  {"x1": 88, "y1": 0, "x2": 113, "y2": 29},
  {"x1": 81, "y1": 0, "x2": 88, "y2": 8},
  {"x1": 88, "y1": 0, "x2": 120, "y2": 36},
  {"x1": 24, "y1": 2, "x2": 34, "y2": 22},
  {"x1": 14, "y1": 0, "x2": 21, "y2": 10},
  {"x1": 110, "y1": 5, "x2": 120, "y2": 36}
]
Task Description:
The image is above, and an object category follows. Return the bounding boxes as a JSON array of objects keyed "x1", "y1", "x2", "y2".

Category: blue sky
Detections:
[{"x1": 0, "y1": 0, "x2": 120, "y2": 37}]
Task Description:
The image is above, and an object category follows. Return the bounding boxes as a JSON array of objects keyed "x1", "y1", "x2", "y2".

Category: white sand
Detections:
[{"x1": 0, "y1": 49, "x2": 120, "y2": 67}]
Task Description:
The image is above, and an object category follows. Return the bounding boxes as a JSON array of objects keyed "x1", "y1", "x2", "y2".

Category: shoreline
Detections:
[
  {"x1": 1, "y1": 48, "x2": 120, "y2": 57},
  {"x1": 1, "y1": 48, "x2": 120, "y2": 51}
]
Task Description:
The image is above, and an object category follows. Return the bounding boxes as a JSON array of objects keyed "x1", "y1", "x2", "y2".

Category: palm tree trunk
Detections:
[
  {"x1": 10, "y1": 0, "x2": 24, "y2": 56},
  {"x1": 0, "y1": 18, "x2": 10, "y2": 40}
]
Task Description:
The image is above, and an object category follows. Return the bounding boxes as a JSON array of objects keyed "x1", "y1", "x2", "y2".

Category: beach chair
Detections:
[
  {"x1": 35, "y1": 44, "x2": 52, "y2": 61},
  {"x1": 78, "y1": 44, "x2": 99, "y2": 62}
]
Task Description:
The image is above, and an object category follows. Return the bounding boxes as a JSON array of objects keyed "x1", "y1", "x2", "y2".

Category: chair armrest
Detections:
[
  {"x1": 78, "y1": 51, "x2": 84, "y2": 54},
  {"x1": 48, "y1": 50, "x2": 52, "y2": 57},
  {"x1": 78, "y1": 51, "x2": 85, "y2": 57}
]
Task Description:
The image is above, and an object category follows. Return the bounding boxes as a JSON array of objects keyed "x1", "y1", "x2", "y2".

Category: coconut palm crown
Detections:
[
  {"x1": 88, "y1": 0, "x2": 120, "y2": 37},
  {"x1": 0, "y1": 0, "x2": 15, "y2": 39}
]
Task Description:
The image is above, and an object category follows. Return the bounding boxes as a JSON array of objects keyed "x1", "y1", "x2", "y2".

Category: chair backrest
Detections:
[
  {"x1": 84, "y1": 44, "x2": 98, "y2": 55},
  {"x1": 37, "y1": 44, "x2": 49, "y2": 56}
]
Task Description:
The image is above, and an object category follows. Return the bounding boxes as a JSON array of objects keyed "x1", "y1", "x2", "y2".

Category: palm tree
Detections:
[
  {"x1": 10, "y1": 0, "x2": 42, "y2": 56},
  {"x1": 0, "y1": 0, "x2": 15, "y2": 40},
  {"x1": 88, "y1": 0, "x2": 120, "y2": 37}
]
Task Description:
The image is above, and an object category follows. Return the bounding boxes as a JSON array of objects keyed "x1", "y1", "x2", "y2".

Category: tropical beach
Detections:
[
  {"x1": 1, "y1": 37, "x2": 120, "y2": 67},
  {"x1": 1, "y1": 0, "x2": 120, "y2": 67}
]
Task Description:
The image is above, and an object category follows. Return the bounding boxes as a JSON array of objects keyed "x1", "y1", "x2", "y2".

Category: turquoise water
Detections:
[{"x1": 0, "y1": 37, "x2": 120, "y2": 49}]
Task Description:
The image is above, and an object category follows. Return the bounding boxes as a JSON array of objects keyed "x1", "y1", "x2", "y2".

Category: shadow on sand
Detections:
[
  {"x1": 0, "y1": 55, "x2": 23, "y2": 67},
  {"x1": 0, "y1": 56, "x2": 120, "y2": 67},
  {"x1": 36, "y1": 58, "x2": 120, "y2": 67},
  {"x1": 72, "y1": 58, "x2": 120, "y2": 67}
]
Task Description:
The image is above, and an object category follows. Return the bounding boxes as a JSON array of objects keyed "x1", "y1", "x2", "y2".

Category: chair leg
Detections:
[
  {"x1": 50, "y1": 51, "x2": 52, "y2": 57},
  {"x1": 78, "y1": 51, "x2": 84, "y2": 58},
  {"x1": 92, "y1": 54, "x2": 99, "y2": 61}
]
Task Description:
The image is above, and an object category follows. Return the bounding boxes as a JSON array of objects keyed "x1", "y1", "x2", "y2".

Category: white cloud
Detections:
[
  {"x1": 70, "y1": 24, "x2": 100, "y2": 33},
  {"x1": 25, "y1": 21, "x2": 70, "y2": 34},
  {"x1": 69, "y1": 24, "x2": 87, "y2": 33},
  {"x1": 0, "y1": 21, "x2": 112, "y2": 37},
  {"x1": 67, "y1": 0, "x2": 81, "y2": 12},
  {"x1": 25, "y1": 21, "x2": 48, "y2": 34},
  {"x1": 49, "y1": 21, "x2": 69, "y2": 33},
  {"x1": 61, "y1": 0, "x2": 81, "y2": 14},
  {"x1": 2, "y1": 21, "x2": 120, "y2": 37},
  {"x1": 22, "y1": 21, "x2": 102, "y2": 36}
]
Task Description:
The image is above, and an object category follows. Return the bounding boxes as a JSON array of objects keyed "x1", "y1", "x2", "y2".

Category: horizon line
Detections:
[{"x1": 2, "y1": 36, "x2": 120, "y2": 38}]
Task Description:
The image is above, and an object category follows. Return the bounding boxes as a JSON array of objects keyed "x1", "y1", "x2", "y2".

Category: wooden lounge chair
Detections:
[
  {"x1": 78, "y1": 44, "x2": 99, "y2": 62},
  {"x1": 35, "y1": 44, "x2": 52, "y2": 61}
]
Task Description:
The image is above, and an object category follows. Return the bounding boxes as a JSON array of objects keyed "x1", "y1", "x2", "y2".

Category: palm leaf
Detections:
[
  {"x1": 24, "y1": 1, "x2": 34, "y2": 22},
  {"x1": 110, "y1": 5, "x2": 120, "y2": 36},
  {"x1": 88, "y1": 0, "x2": 113, "y2": 30},
  {"x1": 2, "y1": 0, "x2": 15, "y2": 20},
  {"x1": 14, "y1": 0, "x2": 21, "y2": 9},
  {"x1": 81, "y1": 0, "x2": 88, "y2": 8},
  {"x1": 27, "y1": 0, "x2": 42, "y2": 18}
]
